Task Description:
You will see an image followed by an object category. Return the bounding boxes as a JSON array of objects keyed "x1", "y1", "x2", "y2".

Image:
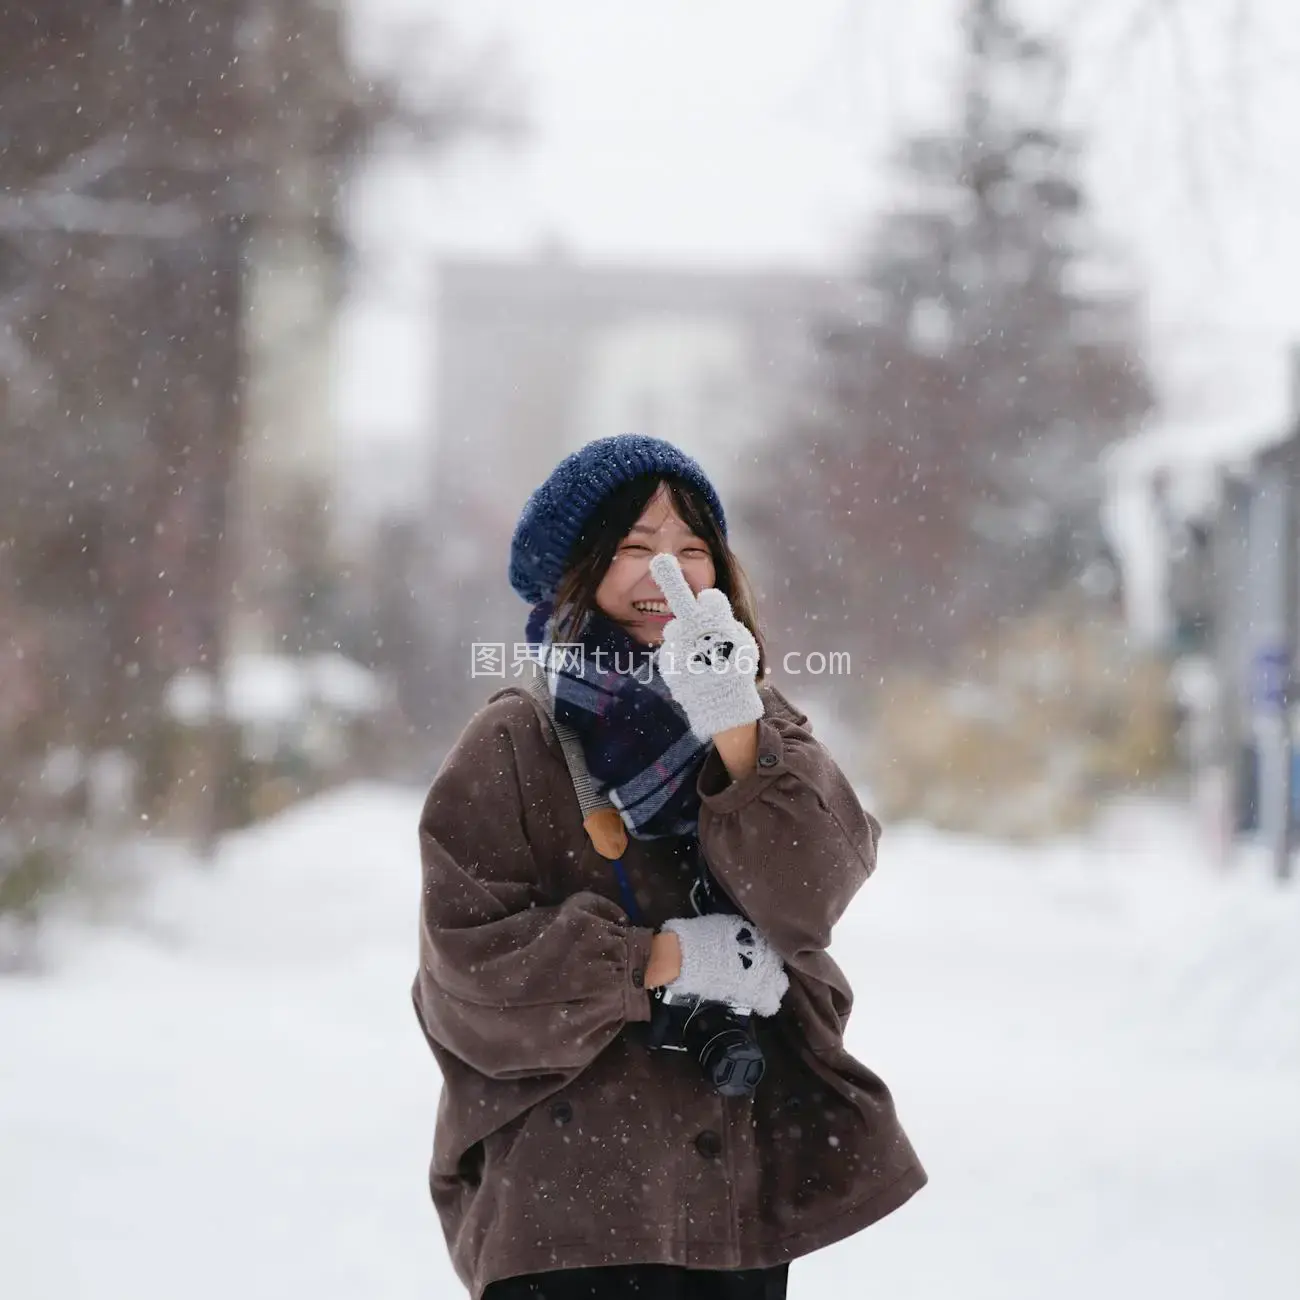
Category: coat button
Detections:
[
  {"x1": 631, "y1": 966, "x2": 645, "y2": 988},
  {"x1": 757, "y1": 753, "x2": 779, "y2": 768},
  {"x1": 694, "y1": 1129, "x2": 722, "y2": 1159},
  {"x1": 550, "y1": 1101, "x2": 573, "y2": 1126}
]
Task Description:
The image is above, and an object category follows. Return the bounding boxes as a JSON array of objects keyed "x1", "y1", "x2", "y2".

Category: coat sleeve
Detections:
[
  {"x1": 413, "y1": 696, "x2": 655, "y2": 1083},
  {"x1": 693, "y1": 685, "x2": 880, "y2": 1037}
]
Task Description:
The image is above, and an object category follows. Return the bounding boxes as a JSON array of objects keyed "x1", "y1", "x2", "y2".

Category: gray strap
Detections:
[{"x1": 517, "y1": 671, "x2": 615, "y2": 821}]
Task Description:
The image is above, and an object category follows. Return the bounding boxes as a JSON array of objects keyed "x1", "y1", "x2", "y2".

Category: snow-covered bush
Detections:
[
  {"x1": 154, "y1": 653, "x2": 396, "y2": 835},
  {"x1": 868, "y1": 598, "x2": 1177, "y2": 839}
]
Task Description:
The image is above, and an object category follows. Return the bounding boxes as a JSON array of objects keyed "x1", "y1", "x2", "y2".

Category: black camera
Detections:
[
  {"x1": 645, "y1": 847, "x2": 767, "y2": 1098},
  {"x1": 647, "y1": 986, "x2": 766, "y2": 1097}
]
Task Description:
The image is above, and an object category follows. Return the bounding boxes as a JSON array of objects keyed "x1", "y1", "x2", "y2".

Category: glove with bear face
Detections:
[{"x1": 658, "y1": 913, "x2": 789, "y2": 1017}]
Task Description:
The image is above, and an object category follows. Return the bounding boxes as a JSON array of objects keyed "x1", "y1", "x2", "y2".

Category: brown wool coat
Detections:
[{"x1": 412, "y1": 680, "x2": 926, "y2": 1297}]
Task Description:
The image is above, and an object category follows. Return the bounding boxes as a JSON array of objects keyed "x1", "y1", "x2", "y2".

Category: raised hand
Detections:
[{"x1": 648, "y1": 552, "x2": 763, "y2": 741}]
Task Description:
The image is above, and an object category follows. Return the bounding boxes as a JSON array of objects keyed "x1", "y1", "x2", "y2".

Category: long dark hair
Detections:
[{"x1": 552, "y1": 474, "x2": 768, "y2": 679}]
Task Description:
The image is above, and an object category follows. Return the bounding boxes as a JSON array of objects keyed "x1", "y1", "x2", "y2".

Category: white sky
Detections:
[{"x1": 337, "y1": 0, "x2": 1300, "y2": 451}]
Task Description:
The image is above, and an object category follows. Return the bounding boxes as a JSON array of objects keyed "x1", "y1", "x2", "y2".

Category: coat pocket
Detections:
[
  {"x1": 485, "y1": 1108, "x2": 531, "y2": 1169},
  {"x1": 802, "y1": 1042, "x2": 893, "y2": 1122},
  {"x1": 485, "y1": 1053, "x2": 708, "y2": 1241},
  {"x1": 749, "y1": 1034, "x2": 896, "y2": 1235}
]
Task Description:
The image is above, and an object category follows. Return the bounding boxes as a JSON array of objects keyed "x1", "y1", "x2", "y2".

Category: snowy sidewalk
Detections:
[{"x1": 3, "y1": 786, "x2": 1298, "y2": 1299}]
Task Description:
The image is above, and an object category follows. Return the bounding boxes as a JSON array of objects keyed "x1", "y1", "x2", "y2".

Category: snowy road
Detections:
[{"x1": 3, "y1": 786, "x2": 1298, "y2": 1299}]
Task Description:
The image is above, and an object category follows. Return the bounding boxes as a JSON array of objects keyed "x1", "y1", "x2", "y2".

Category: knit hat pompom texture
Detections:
[{"x1": 509, "y1": 434, "x2": 727, "y2": 605}]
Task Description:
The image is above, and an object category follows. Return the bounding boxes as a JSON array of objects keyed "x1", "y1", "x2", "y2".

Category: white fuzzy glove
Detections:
[
  {"x1": 660, "y1": 914, "x2": 789, "y2": 1017},
  {"x1": 649, "y1": 552, "x2": 764, "y2": 741}
]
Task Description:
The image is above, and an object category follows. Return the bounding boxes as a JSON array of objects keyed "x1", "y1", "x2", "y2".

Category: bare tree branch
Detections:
[{"x1": 0, "y1": 193, "x2": 201, "y2": 238}]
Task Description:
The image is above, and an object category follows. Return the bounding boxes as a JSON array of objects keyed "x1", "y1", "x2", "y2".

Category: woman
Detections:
[{"x1": 412, "y1": 435, "x2": 926, "y2": 1299}]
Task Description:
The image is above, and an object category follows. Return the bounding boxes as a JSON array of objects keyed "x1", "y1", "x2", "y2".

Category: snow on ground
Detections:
[{"x1": 3, "y1": 785, "x2": 1299, "y2": 1299}]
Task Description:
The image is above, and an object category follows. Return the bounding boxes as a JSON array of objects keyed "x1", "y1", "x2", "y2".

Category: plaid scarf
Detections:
[{"x1": 524, "y1": 598, "x2": 709, "y2": 840}]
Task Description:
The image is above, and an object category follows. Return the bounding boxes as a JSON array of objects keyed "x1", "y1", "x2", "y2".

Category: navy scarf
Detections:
[{"x1": 524, "y1": 599, "x2": 709, "y2": 839}]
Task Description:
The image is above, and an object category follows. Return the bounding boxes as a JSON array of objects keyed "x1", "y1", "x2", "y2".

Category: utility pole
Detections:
[
  {"x1": 1279, "y1": 344, "x2": 1300, "y2": 882},
  {"x1": 1273, "y1": 460, "x2": 1294, "y2": 884},
  {"x1": 194, "y1": 214, "x2": 248, "y2": 862},
  {"x1": 193, "y1": 1, "x2": 255, "y2": 861},
  {"x1": 1251, "y1": 473, "x2": 1292, "y2": 881},
  {"x1": 1254, "y1": 345, "x2": 1300, "y2": 883}
]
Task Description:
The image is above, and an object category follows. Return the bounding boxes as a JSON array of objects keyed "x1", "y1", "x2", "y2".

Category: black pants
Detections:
[{"x1": 483, "y1": 1262, "x2": 789, "y2": 1299}]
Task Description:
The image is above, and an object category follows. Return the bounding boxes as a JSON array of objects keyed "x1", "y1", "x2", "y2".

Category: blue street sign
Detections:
[{"x1": 1253, "y1": 645, "x2": 1292, "y2": 710}]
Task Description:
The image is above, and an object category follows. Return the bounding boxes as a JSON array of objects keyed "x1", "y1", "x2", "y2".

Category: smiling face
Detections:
[{"x1": 594, "y1": 483, "x2": 716, "y2": 646}]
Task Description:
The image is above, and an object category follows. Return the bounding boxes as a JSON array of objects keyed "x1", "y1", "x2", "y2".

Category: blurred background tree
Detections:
[
  {"x1": 0, "y1": 1, "x2": 515, "y2": 919},
  {"x1": 750, "y1": 0, "x2": 1153, "y2": 667},
  {"x1": 742, "y1": 0, "x2": 1168, "y2": 829}
]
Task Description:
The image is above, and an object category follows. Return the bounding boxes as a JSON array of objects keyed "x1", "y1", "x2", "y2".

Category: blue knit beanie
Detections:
[{"x1": 509, "y1": 434, "x2": 727, "y2": 605}]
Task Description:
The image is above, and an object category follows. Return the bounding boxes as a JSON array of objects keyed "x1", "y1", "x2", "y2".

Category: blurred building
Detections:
[
  {"x1": 418, "y1": 254, "x2": 843, "y2": 735},
  {"x1": 1104, "y1": 344, "x2": 1300, "y2": 842}
]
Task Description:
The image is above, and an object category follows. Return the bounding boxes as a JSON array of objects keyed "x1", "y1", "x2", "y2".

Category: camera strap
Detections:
[{"x1": 517, "y1": 671, "x2": 645, "y2": 924}]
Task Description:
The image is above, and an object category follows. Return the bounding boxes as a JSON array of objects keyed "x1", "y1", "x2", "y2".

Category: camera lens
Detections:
[
  {"x1": 702, "y1": 1031, "x2": 766, "y2": 1097},
  {"x1": 682, "y1": 1003, "x2": 766, "y2": 1097}
]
